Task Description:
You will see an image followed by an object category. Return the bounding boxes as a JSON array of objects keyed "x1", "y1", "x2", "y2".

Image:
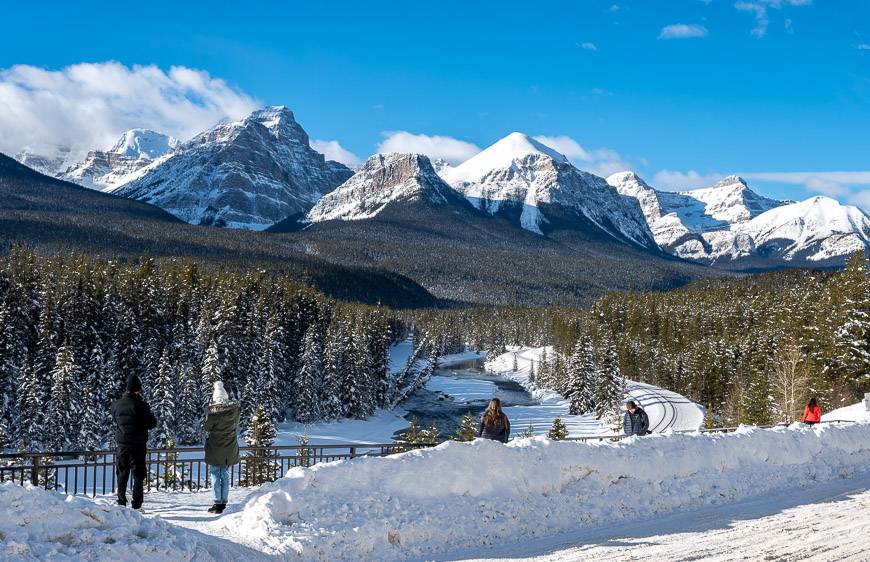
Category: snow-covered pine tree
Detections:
[
  {"x1": 565, "y1": 337, "x2": 597, "y2": 415},
  {"x1": 243, "y1": 404, "x2": 278, "y2": 486},
  {"x1": 340, "y1": 320, "x2": 368, "y2": 420},
  {"x1": 455, "y1": 412, "x2": 478, "y2": 441},
  {"x1": 200, "y1": 340, "x2": 222, "y2": 411},
  {"x1": 14, "y1": 355, "x2": 42, "y2": 449},
  {"x1": 318, "y1": 332, "x2": 343, "y2": 421},
  {"x1": 351, "y1": 325, "x2": 376, "y2": 419},
  {"x1": 79, "y1": 347, "x2": 108, "y2": 452},
  {"x1": 594, "y1": 337, "x2": 626, "y2": 419},
  {"x1": 151, "y1": 348, "x2": 177, "y2": 446},
  {"x1": 294, "y1": 326, "x2": 323, "y2": 423},
  {"x1": 547, "y1": 417, "x2": 568, "y2": 440},
  {"x1": 175, "y1": 360, "x2": 201, "y2": 444},
  {"x1": 46, "y1": 345, "x2": 79, "y2": 450},
  {"x1": 517, "y1": 422, "x2": 535, "y2": 439}
]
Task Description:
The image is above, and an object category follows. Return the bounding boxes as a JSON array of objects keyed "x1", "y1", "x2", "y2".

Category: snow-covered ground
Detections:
[
  {"x1": 215, "y1": 422, "x2": 870, "y2": 560},
  {"x1": 5, "y1": 422, "x2": 870, "y2": 561},
  {"x1": 455, "y1": 469, "x2": 870, "y2": 562},
  {"x1": 823, "y1": 400, "x2": 870, "y2": 422},
  {"x1": 487, "y1": 346, "x2": 705, "y2": 436}
]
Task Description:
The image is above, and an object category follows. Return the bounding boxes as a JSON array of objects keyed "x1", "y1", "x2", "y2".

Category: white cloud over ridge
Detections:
[
  {"x1": 533, "y1": 135, "x2": 632, "y2": 177},
  {"x1": 310, "y1": 139, "x2": 361, "y2": 168},
  {"x1": 658, "y1": 24, "x2": 709, "y2": 39},
  {"x1": 376, "y1": 131, "x2": 481, "y2": 165},
  {"x1": 652, "y1": 169, "x2": 870, "y2": 212},
  {"x1": 652, "y1": 170, "x2": 725, "y2": 190},
  {"x1": 0, "y1": 61, "x2": 258, "y2": 160}
]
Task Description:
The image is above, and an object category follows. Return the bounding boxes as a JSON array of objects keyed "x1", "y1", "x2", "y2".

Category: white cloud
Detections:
[
  {"x1": 734, "y1": 0, "x2": 811, "y2": 38},
  {"x1": 0, "y1": 61, "x2": 258, "y2": 160},
  {"x1": 534, "y1": 135, "x2": 632, "y2": 177},
  {"x1": 652, "y1": 170, "x2": 725, "y2": 190},
  {"x1": 580, "y1": 42, "x2": 598, "y2": 51},
  {"x1": 658, "y1": 24, "x2": 709, "y2": 39},
  {"x1": 859, "y1": 44, "x2": 870, "y2": 50},
  {"x1": 377, "y1": 131, "x2": 481, "y2": 165},
  {"x1": 742, "y1": 171, "x2": 870, "y2": 210},
  {"x1": 310, "y1": 139, "x2": 361, "y2": 168}
]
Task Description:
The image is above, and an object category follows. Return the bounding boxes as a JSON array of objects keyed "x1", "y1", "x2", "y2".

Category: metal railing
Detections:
[
  {"x1": 564, "y1": 419, "x2": 859, "y2": 443},
  {"x1": 0, "y1": 442, "x2": 433, "y2": 498}
]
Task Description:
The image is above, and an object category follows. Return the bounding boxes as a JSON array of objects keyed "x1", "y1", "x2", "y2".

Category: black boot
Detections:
[
  {"x1": 207, "y1": 503, "x2": 221, "y2": 514},
  {"x1": 215, "y1": 503, "x2": 226, "y2": 514}
]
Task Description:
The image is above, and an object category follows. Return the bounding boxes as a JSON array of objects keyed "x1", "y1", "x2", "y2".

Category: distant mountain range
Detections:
[{"x1": 10, "y1": 104, "x2": 870, "y2": 276}]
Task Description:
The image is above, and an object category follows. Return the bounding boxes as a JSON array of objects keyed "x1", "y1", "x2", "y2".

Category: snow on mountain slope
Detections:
[
  {"x1": 682, "y1": 175, "x2": 784, "y2": 224},
  {"x1": 608, "y1": 172, "x2": 870, "y2": 265},
  {"x1": 14, "y1": 146, "x2": 77, "y2": 177},
  {"x1": 113, "y1": 106, "x2": 353, "y2": 230},
  {"x1": 306, "y1": 153, "x2": 466, "y2": 223},
  {"x1": 442, "y1": 133, "x2": 656, "y2": 247},
  {"x1": 735, "y1": 196, "x2": 870, "y2": 261},
  {"x1": 60, "y1": 130, "x2": 179, "y2": 190},
  {"x1": 109, "y1": 129, "x2": 180, "y2": 159}
]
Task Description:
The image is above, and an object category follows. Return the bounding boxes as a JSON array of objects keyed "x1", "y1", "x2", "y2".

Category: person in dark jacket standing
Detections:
[
  {"x1": 623, "y1": 401, "x2": 650, "y2": 436},
  {"x1": 110, "y1": 374, "x2": 157, "y2": 509},
  {"x1": 204, "y1": 381, "x2": 240, "y2": 514},
  {"x1": 478, "y1": 398, "x2": 511, "y2": 443}
]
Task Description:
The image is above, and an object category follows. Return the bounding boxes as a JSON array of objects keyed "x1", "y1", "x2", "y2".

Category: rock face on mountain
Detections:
[
  {"x1": 607, "y1": 172, "x2": 870, "y2": 267},
  {"x1": 14, "y1": 146, "x2": 77, "y2": 177},
  {"x1": 441, "y1": 133, "x2": 657, "y2": 249},
  {"x1": 114, "y1": 106, "x2": 353, "y2": 230},
  {"x1": 306, "y1": 153, "x2": 470, "y2": 223},
  {"x1": 60, "y1": 129, "x2": 179, "y2": 191}
]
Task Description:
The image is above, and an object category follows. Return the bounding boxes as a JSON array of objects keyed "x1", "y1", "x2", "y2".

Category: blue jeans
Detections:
[{"x1": 209, "y1": 465, "x2": 230, "y2": 504}]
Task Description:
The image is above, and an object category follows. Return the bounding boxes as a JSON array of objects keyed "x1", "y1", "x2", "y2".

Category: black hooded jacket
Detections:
[{"x1": 110, "y1": 375, "x2": 157, "y2": 446}]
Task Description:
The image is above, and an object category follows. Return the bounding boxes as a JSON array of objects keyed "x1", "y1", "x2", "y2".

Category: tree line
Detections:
[
  {"x1": 408, "y1": 252, "x2": 869, "y2": 426},
  {"x1": 0, "y1": 248, "x2": 412, "y2": 452}
]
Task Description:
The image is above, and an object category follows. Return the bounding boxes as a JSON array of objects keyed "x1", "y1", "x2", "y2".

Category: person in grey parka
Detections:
[
  {"x1": 623, "y1": 401, "x2": 650, "y2": 436},
  {"x1": 478, "y1": 398, "x2": 511, "y2": 443},
  {"x1": 204, "y1": 381, "x2": 240, "y2": 514}
]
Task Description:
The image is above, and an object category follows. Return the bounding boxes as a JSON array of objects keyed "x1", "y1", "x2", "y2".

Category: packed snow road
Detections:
[{"x1": 453, "y1": 470, "x2": 870, "y2": 562}]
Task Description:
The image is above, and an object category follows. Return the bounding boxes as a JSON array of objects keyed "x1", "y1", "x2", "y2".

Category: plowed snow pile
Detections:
[
  {"x1": 0, "y1": 483, "x2": 249, "y2": 561},
  {"x1": 217, "y1": 421, "x2": 870, "y2": 561}
]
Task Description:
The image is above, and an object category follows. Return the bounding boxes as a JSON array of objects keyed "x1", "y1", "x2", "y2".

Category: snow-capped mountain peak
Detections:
[
  {"x1": 59, "y1": 129, "x2": 179, "y2": 191},
  {"x1": 608, "y1": 171, "x2": 870, "y2": 267},
  {"x1": 109, "y1": 129, "x2": 180, "y2": 160},
  {"x1": 445, "y1": 132, "x2": 568, "y2": 185},
  {"x1": 680, "y1": 175, "x2": 783, "y2": 224},
  {"x1": 114, "y1": 106, "x2": 353, "y2": 230},
  {"x1": 306, "y1": 152, "x2": 463, "y2": 223}
]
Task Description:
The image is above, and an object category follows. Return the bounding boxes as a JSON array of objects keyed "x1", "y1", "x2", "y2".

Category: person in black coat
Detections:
[
  {"x1": 478, "y1": 398, "x2": 511, "y2": 443},
  {"x1": 623, "y1": 400, "x2": 650, "y2": 436},
  {"x1": 110, "y1": 374, "x2": 157, "y2": 509}
]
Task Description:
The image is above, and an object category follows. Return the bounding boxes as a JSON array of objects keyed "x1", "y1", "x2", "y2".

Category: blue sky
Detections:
[{"x1": 1, "y1": 0, "x2": 869, "y2": 207}]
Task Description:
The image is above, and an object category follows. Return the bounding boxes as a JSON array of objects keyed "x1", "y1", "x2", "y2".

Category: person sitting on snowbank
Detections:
[
  {"x1": 204, "y1": 381, "x2": 240, "y2": 514},
  {"x1": 623, "y1": 400, "x2": 650, "y2": 436},
  {"x1": 478, "y1": 398, "x2": 511, "y2": 443}
]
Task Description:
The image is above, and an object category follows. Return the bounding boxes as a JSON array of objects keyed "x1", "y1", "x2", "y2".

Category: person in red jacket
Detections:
[{"x1": 802, "y1": 397, "x2": 821, "y2": 425}]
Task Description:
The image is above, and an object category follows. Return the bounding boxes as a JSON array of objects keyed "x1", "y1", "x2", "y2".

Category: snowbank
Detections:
[
  {"x1": 426, "y1": 375, "x2": 497, "y2": 402},
  {"x1": 0, "y1": 483, "x2": 249, "y2": 561},
  {"x1": 217, "y1": 422, "x2": 870, "y2": 561},
  {"x1": 436, "y1": 350, "x2": 486, "y2": 367},
  {"x1": 823, "y1": 401, "x2": 870, "y2": 422}
]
